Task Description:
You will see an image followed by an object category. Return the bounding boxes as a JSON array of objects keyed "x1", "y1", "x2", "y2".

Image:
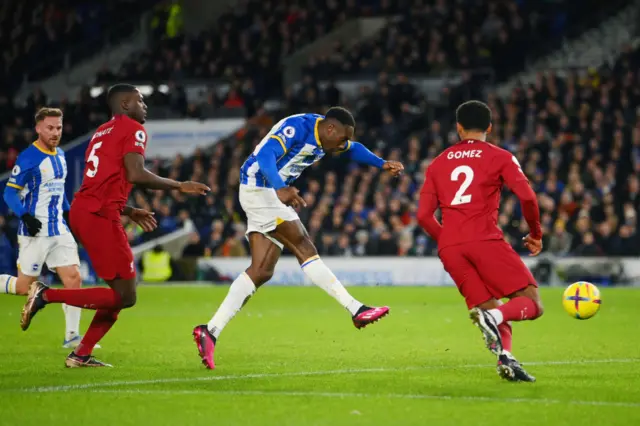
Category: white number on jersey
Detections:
[
  {"x1": 86, "y1": 142, "x2": 103, "y2": 178},
  {"x1": 450, "y1": 165, "x2": 474, "y2": 205}
]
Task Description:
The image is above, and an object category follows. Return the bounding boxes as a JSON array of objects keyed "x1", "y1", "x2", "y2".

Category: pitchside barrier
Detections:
[{"x1": 195, "y1": 255, "x2": 640, "y2": 287}]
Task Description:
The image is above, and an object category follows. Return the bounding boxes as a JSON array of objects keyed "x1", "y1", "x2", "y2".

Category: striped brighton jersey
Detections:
[
  {"x1": 7, "y1": 142, "x2": 70, "y2": 236},
  {"x1": 240, "y1": 113, "x2": 330, "y2": 188}
]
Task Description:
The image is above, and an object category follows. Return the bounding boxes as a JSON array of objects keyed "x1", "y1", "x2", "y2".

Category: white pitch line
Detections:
[
  {"x1": 88, "y1": 388, "x2": 640, "y2": 408},
  {"x1": 18, "y1": 358, "x2": 639, "y2": 394}
]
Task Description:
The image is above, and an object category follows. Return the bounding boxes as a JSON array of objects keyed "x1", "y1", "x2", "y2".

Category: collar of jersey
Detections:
[
  {"x1": 32, "y1": 141, "x2": 57, "y2": 155},
  {"x1": 314, "y1": 118, "x2": 322, "y2": 146}
]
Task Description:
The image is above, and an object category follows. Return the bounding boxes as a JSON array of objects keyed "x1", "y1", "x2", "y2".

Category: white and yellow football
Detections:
[{"x1": 562, "y1": 281, "x2": 602, "y2": 320}]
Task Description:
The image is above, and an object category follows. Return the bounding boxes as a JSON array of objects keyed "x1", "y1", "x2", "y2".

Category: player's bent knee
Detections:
[
  {"x1": 57, "y1": 266, "x2": 82, "y2": 288},
  {"x1": 535, "y1": 300, "x2": 544, "y2": 318},
  {"x1": 63, "y1": 273, "x2": 82, "y2": 289},
  {"x1": 246, "y1": 267, "x2": 273, "y2": 286},
  {"x1": 120, "y1": 292, "x2": 137, "y2": 309}
]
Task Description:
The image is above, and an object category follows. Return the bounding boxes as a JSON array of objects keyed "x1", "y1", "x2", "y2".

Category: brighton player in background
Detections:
[
  {"x1": 1, "y1": 107, "x2": 92, "y2": 349},
  {"x1": 20, "y1": 84, "x2": 210, "y2": 367},
  {"x1": 192, "y1": 107, "x2": 404, "y2": 369},
  {"x1": 417, "y1": 100, "x2": 544, "y2": 382}
]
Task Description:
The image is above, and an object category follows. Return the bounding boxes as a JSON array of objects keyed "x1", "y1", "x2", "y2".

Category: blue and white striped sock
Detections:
[{"x1": 0, "y1": 275, "x2": 17, "y2": 294}]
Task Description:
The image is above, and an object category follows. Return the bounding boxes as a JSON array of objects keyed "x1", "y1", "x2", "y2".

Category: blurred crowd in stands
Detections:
[{"x1": 1, "y1": 0, "x2": 639, "y2": 260}]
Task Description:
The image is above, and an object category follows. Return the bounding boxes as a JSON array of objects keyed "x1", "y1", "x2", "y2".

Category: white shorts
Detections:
[
  {"x1": 239, "y1": 185, "x2": 299, "y2": 250},
  {"x1": 18, "y1": 233, "x2": 80, "y2": 277}
]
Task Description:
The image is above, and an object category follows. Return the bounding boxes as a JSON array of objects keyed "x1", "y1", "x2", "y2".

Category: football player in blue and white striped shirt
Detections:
[
  {"x1": 193, "y1": 107, "x2": 404, "y2": 369},
  {"x1": 1, "y1": 108, "x2": 93, "y2": 349}
]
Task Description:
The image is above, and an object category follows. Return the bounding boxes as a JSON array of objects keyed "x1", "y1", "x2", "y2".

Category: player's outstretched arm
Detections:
[
  {"x1": 343, "y1": 142, "x2": 404, "y2": 176},
  {"x1": 416, "y1": 169, "x2": 442, "y2": 241},
  {"x1": 124, "y1": 153, "x2": 210, "y2": 195}
]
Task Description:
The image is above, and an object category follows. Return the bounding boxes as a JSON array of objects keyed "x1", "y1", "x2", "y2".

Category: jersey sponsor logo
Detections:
[
  {"x1": 43, "y1": 181, "x2": 65, "y2": 193},
  {"x1": 11, "y1": 165, "x2": 20, "y2": 176},
  {"x1": 135, "y1": 130, "x2": 147, "y2": 147},
  {"x1": 282, "y1": 126, "x2": 295, "y2": 138},
  {"x1": 289, "y1": 164, "x2": 306, "y2": 174},
  {"x1": 447, "y1": 150, "x2": 482, "y2": 160}
]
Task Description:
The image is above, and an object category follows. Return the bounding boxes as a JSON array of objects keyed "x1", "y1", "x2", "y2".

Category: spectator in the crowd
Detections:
[
  {"x1": 547, "y1": 222, "x2": 573, "y2": 256},
  {"x1": 182, "y1": 232, "x2": 206, "y2": 258},
  {"x1": 2, "y1": 3, "x2": 639, "y2": 262},
  {"x1": 573, "y1": 232, "x2": 604, "y2": 257}
]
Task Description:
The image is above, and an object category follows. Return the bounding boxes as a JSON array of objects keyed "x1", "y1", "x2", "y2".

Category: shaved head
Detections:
[{"x1": 107, "y1": 84, "x2": 148, "y2": 123}]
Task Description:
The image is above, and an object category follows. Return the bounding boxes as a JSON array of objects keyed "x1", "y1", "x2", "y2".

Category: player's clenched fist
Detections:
[
  {"x1": 179, "y1": 181, "x2": 211, "y2": 195},
  {"x1": 522, "y1": 234, "x2": 542, "y2": 257},
  {"x1": 277, "y1": 187, "x2": 307, "y2": 210},
  {"x1": 383, "y1": 161, "x2": 404, "y2": 177}
]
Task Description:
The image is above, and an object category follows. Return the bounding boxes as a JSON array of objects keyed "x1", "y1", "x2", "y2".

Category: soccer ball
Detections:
[{"x1": 562, "y1": 281, "x2": 602, "y2": 320}]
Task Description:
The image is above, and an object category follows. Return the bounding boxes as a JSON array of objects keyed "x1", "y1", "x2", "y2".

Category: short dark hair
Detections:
[
  {"x1": 35, "y1": 107, "x2": 63, "y2": 123},
  {"x1": 325, "y1": 106, "x2": 355, "y2": 128},
  {"x1": 107, "y1": 83, "x2": 138, "y2": 106},
  {"x1": 456, "y1": 100, "x2": 491, "y2": 132}
]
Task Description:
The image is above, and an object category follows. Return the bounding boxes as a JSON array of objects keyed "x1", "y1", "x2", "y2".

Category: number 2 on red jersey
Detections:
[
  {"x1": 449, "y1": 156, "x2": 524, "y2": 206},
  {"x1": 450, "y1": 165, "x2": 474, "y2": 205}
]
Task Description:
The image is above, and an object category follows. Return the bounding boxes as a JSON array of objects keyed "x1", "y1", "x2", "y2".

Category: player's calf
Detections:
[
  {"x1": 299, "y1": 253, "x2": 390, "y2": 327},
  {"x1": 487, "y1": 286, "x2": 544, "y2": 326}
]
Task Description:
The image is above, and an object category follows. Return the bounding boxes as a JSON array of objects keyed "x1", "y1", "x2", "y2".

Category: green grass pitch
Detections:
[{"x1": 0, "y1": 285, "x2": 639, "y2": 426}]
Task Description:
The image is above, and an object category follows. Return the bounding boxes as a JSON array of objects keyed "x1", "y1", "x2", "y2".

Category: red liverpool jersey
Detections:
[
  {"x1": 73, "y1": 114, "x2": 147, "y2": 220},
  {"x1": 418, "y1": 139, "x2": 541, "y2": 250}
]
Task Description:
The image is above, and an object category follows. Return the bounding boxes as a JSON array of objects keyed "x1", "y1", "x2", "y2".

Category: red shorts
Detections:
[
  {"x1": 439, "y1": 239, "x2": 536, "y2": 309},
  {"x1": 69, "y1": 206, "x2": 135, "y2": 281}
]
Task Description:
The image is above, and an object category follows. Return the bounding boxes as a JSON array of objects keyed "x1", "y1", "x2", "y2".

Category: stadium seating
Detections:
[
  {"x1": 129, "y1": 43, "x2": 640, "y2": 257},
  {"x1": 1, "y1": 1, "x2": 639, "y2": 261},
  {"x1": 0, "y1": 0, "x2": 159, "y2": 90}
]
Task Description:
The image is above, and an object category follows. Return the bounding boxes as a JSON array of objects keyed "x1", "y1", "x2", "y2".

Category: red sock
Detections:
[
  {"x1": 44, "y1": 288, "x2": 121, "y2": 310},
  {"x1": 497, "y1": 296, "x2": 540, "y2": 322},
  {"x1": 75, "y1": 309, "x2": 120, "y2": 357},
  {"x1": 498, "y1": 323, "x2": 512, "y2": 352}
]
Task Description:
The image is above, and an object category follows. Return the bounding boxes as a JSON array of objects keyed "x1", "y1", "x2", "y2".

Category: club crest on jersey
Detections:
[{"x1": 135, "y1": 130, "x2": 146, "y2": 147}]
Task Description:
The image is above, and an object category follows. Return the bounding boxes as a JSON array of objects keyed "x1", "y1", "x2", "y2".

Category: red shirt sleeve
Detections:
[
  {"x1": 500, "y1": 153, "x2": 542, "y2": 240},
  {"x1": 123, "y1": 122, "x2": 147, "y2": 158},
  {"x1": 417, "y1": 166, "x2": 443, "y2": 241}
]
